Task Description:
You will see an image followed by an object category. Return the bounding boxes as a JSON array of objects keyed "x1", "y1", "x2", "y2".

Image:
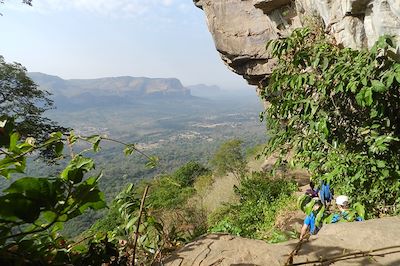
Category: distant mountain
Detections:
[
  {"x1": 29, "y1": 72, "x2": 193, "y2": 109},
  {"x1": 29, "y1": 72, "x2": 190, "y2": 97}
]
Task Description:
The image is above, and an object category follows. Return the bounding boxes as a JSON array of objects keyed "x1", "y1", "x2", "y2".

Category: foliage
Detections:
[
  {"x1": 193, "y1": 172, "x2": 213, "y2": 195},
  {"x1": 172, "y1": 161, "x2": 210, "y2": 187},
  {"x1": 89, "y1": 161, "x2": 211, "y2": 263},
  {"x1": 209, "y1": 172, "x2": 297, "y2": 240},
  {"x1": 0, "y1": 118, "x2": 105, "y2": 264},
  {"x1": 108, "y1": 184, "x2": 164, "y2": 265},
  {"x1": 146, "y1": 162, "x2": 209, "y2": 209},
  {"x1": 0, "y1": 56, "x2": 68, "y2": 159},
  {"x1": 297, "y1": 194, "x2": 366, "y2": 227},
  {"x1": 262, "y1": 27, "x2": 400, "y2": 215},
  {"x1": 210, "y1": 139, "x2": 248, "y2": 181},
  {"x1": 0, "y1": 116, "x2": 156, "y2": 265}
]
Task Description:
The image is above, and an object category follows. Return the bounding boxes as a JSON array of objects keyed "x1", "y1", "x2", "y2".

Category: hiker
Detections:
[
  {"x1": 305, "y1": 181, "x2": 318, "y2": 198},
  {"x1": 299, "y1": 198, "x2": 322, "y2": 240},
  {"x1": 319, "y1": 180, "x2": 333, "y2": 207},
  {"x1": 331, "y1": 195, "x2": 364, "y2": 223}
]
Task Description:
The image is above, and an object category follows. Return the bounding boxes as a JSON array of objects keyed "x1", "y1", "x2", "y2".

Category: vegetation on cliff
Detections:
[{"x1": 263, "y1": 27, "x2": 400, "y2": 217}]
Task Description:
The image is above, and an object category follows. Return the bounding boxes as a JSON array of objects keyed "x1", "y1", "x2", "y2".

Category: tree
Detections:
[
  {"x1": 211, "y1": 139, "x2": 248, "y2": 181},
  {"x1": 173, "y1": 161, "x2": 210, "y2": 187},
  {"x1": 263, "y1": 27, "x2": 400, "y2": 215},
  {"x1": 0, "y1": 0, "x2": 31, "y2": 5},
  {"x1": 0, "y1": 56, "x2": 68, "y2": 154}
]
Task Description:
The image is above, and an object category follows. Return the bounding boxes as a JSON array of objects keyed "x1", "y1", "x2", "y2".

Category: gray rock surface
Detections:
[
  {"x1": 164, "y1": 216, "x2": 400, "y2": 265},
  {"x1": 194, "y1": 0, "x2": 400, "y2": 86}
]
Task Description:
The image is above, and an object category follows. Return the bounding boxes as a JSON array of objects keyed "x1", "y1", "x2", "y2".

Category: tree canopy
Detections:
[{"x1": 211, "y1": 139, "x2": 248, "y2": 180}]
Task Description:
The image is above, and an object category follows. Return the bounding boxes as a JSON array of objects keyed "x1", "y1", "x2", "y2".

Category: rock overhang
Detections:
[{"x1": 194, "y1": 0, "x2": 400, "y2": 87}]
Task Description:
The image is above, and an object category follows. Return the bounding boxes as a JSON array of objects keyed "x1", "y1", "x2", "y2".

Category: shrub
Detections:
[
  {"x1": 173, "y1": 161, "x2": 210, "y2": 187},
  {"x1": 208, "y1": 173, "x2": 297, "y2": 239}
]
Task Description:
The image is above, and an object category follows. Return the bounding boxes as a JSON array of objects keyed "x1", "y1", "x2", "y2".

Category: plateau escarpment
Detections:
[{"x1": 194, "y1": 0, "x2": 400, "y2": 87}]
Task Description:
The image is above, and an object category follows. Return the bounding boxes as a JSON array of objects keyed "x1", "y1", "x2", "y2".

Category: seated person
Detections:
[
  {"x1": 331, "y1": 195, "x2": 364, "y2": 223},
  {"x1": 300, "y1": 198, "x2": 322, "y2": 240}
]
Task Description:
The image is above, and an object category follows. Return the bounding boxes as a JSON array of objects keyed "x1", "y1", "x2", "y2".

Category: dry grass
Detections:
[
  {"x1": 201, "y1": 173, "x2": 239, "y2": 214},
  {"x1": 274, "y1": 197, "x2": 304, "y2": 232}
]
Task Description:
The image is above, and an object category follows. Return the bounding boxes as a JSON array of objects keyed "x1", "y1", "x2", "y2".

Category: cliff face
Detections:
[{"x1": 194, "y1": 0, "x2": 400, "y2": 86}]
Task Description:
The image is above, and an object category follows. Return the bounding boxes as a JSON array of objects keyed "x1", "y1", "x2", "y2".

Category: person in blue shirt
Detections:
[
  {"x1": 300, "y1": 198, "x2": 322, "y2": 240},
  {"x1": 331, "y1": 195, "x2": 364, "y2": 223}
]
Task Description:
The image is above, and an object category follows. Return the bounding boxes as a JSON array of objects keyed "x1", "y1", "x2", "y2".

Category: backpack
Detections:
[{"x1": 319, "y1": 181, "x2": 332, "y2": 204}]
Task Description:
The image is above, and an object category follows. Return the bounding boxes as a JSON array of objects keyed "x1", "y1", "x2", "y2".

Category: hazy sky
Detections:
[{"x1": 0, "y1": 0, "x2": 250, "y2": 90}]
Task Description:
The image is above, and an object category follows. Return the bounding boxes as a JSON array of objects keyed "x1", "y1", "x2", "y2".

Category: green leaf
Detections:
[
  {"x1": 315, "y1": 206, "x2": 325, "y2": 227},
  {"x1": 0, "y1": 194, "x2": 40, "y2": 222},
  {"x1": 395, "y1": 72, "x2": 400, "y2": 83},
  {"x1": 355, "y1": 88, "x2": 366, "y2": 106},
  {"x1": 52, "y1": 222, "x2": 64, "y2": 233},
  {"x1": 376, "y1": 160, "x2": 386, "y2": 168},
  {"x1": 93, "y1": 139, "x2": 101, "y2": 152},
  {"x1": 353, "y1": 203, "x2": 365, "y2": 219},
  {"x1": 386, "y1": 74, "x2": 394, "y2": 87},
  {"x1": 9, "y1": 132, "x2": 20, "y2": 152},
  {"x1": 42, "y1": 211, "x2": 57, "y2": 223},
  {"x1": 55, "y1": 142, "x2": 64, "y2": 157},
  {"x1": 323, "y1": 213, "x2": 335, "y2": 224},
  {"x1": 68, "y1": 131, "x2": 78, "y2": 145},
  {"x1": 364, "y1": 87, "x2": 373, "y2": 106},
  {"x1": 125, "y1": 216, "x2": 139, "y2": 231},
  {"x1": 61, "y1": 156, "x2": 94, "y2": 183},
  {"x1": 371, "y1": 80, "x2": 387, "y2": 92},
  {"x1": 5, "y1": 177, "x2": 57, "y2": 207},
  {"x1": 145, "y1": 156, "x2": 159, "y2": 169},
  {"x1": 304, "y1": 200, "x2": 315, "y2": 215},
  {"x1": 124, "y1": 145, "x2": 135, "y2": 156}
]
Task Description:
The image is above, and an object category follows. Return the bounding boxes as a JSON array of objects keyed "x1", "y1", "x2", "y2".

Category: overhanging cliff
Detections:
[{"x1": 194, "y1": 0, "x2": 400, "y2": 86}]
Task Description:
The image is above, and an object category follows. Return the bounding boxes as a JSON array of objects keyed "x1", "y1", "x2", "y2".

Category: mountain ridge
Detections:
[{"x1": 28, "y1": 72, "x2": 191, "y2": 98}]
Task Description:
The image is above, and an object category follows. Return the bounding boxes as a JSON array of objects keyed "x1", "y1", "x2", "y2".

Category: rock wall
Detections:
[{"x1": 194, "y1": 0, "x2": 400, "y2": 86}]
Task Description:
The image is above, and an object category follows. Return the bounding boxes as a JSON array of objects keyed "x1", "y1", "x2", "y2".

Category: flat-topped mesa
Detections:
[{"x1": 194, "y1": 0, "x2": 400, "y2": 87}]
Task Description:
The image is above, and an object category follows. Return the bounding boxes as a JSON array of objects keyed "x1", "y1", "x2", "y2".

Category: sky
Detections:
[{"x1": 0, "y1": 0, "x2": 250, "y2": 90}]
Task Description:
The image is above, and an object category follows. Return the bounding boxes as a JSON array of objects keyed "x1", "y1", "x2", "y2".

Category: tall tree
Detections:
[
  {"x1": 0, "y1": 56, "x2": 67, "y2": 150},
  {"x1": 211, "y1": 139, "x2": 248, "y2": 181}
]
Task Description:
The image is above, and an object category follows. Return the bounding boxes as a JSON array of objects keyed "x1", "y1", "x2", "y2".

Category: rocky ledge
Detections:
[{"x1": 164, "y1": 216, "x2": 400, "y2": 265}]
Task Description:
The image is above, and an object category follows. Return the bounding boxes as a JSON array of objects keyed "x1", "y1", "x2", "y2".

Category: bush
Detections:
[
  {"x1": 173, "y1": 161, "x2": 210, "y2": 187},
  {"x1": 146, "y1": 175, "x2": 195, "y2": 209},
  {"x1": 208, "y1": 173, "x2": 297, "y2": 239},
  {"x1": 193, "y1": 173, "x2": 213, "y2": 195}
]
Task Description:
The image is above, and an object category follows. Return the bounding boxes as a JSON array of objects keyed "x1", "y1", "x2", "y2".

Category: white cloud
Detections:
[
  {"x1": 7, "y1": 0, "x2": 182, "y2": 17},
  {"x1": 161, "y1": 0, "x2": 174, "y2": 7}
]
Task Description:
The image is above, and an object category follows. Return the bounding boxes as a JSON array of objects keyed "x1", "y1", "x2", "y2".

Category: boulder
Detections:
[{"x1": 164, "y1": 216, "x2": 400, "y2": 265}]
